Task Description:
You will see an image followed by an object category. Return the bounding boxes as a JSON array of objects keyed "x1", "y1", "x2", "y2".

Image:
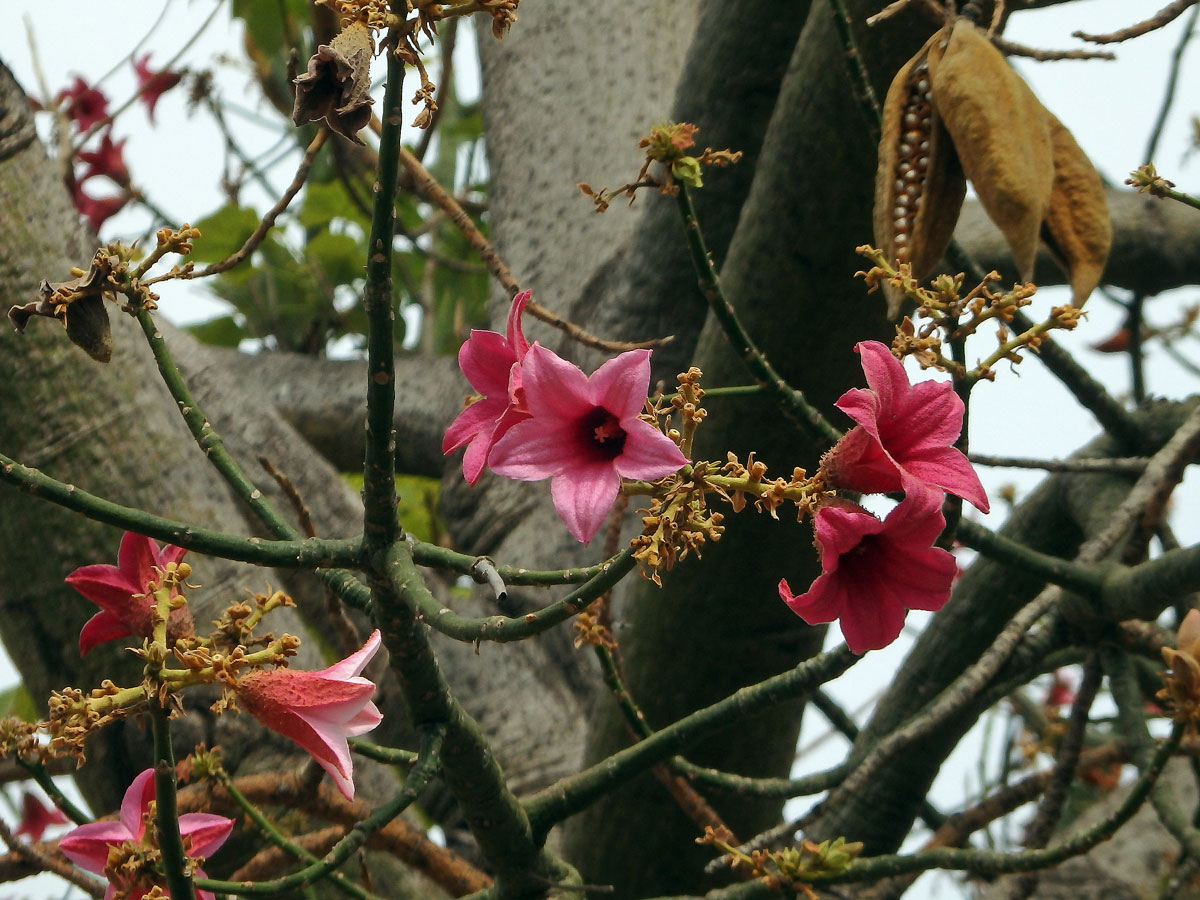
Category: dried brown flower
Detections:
[{"x1": 292, "y1": 20, "x2": 375, "y2": 144}]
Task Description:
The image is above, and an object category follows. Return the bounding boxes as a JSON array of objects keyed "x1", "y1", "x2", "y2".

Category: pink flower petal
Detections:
[
  {"x1": 59, "y1": 821, "x2": 133, "y2": 872},
  {"x1": 442, "y1": 397, "x2": 508, "y2": 455},
  {"x1": 322, "y1": 630, "x2": 381, "y2": 680},
  {"x1": 613, "y1": 418, "x2": 687, "y2": 481},
  {"x1": 121, "y1": 769, "x2": 156, "y2": 840},
  {"x1": 458, "y1": 330, "x2": 515, "y2": 397},
  {"x1": 178, "y1": 813, "x2": 235, "y2": 858},
  {"x1": 489, "y1": 419, "x2": 578, "y2": 480},
  {"x1": 519, "y1": 345, "x2": 593, "y2": 420},
  {"x1": 505, "y1": 290, "x2": 532, "y2": 359},
  {"x1": 551, "y1": 461, "x2": 622, "y2": 544},
  {"x1": 589, "y1": 349, "x2": 653, "y2": 420},
  {"x1": 78, "y1": 610, "x2": 134, "y2": 657}
]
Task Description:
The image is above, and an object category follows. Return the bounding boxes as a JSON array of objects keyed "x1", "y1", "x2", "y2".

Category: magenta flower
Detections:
[
  {"x1": 133, "y1": 54, "x2": 184, "y2": 124},
  {"x1": 13, "y1": 792, "x2": 69, "y2": 841},
  {"x1": 65, "y1": 531, "x2": 192, "y2": 657},
  {"x1": 71, "y1": 184, "x2": 129, "y2": 232},
  {"x1": 820, "y1": 341, "x2": 989, "y2": 513},
  {"x1": 56, "y1": 77, "x2": 109, "y2": 132},
  {"x1": 78, "y1": 131, "x2": 131, "y2": 187},
  {"x1": 443, "y1": 290, "x2": 534, "y2": 484},
  {"x1": 235, "y1": 630, "x2": 383, "y2": 800},
  {"x1": 779, "y1": 489, "x2": 958, "y2": 654},
  {"x1": 489, "y1": 345, "x2": 688, "y2": 543},
  {"x1": 59, "y1": 769, "x2": 233, "y2": 900}
]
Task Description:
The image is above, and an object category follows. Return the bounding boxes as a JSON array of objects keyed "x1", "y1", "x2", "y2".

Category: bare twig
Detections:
[
  {"x1": 1074, "y1": 0, "x2": 1199, "y2": 44},
  {"x1": 1144, "y1": 2, "x2": 1200, "y2": 164},
  {"x1": 0, "y1": 817, "x2": 104, "y2": 898},
  {"x1": 188, "y1": 128, "x2": 329, "y2": 279},
  {"x1": 968, "y1": 453, "x2": 1149, "y2": 474},
  {"x1": 992, "y1": 36, "x2": 1115, "y2": 61}
]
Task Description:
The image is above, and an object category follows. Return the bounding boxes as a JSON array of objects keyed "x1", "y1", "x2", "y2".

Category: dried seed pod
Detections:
[
  {"x1": 63, "y1": 293, "x2": 113, "y2": 363},
  {"x1": 929, "y1": 18, "x2": 1053, "y2": 282},
  {"x1": 873, "y1": 26, "x2": 966, "y2": 318},
  {"x1": 1040, "y1": 109, "x2": 1111, "y2": 306},
  {"x1": 292, "y1": 20, "x2": 375, "y2": 144}
]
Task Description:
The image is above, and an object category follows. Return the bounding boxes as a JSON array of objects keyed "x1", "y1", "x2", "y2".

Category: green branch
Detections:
[
  {"x1": 674, "y1": 184, "x2": 842, "y2": 446},
  {"x1": 196, "y1": 726, "x2": 444, "y2": 897},
  {"x1": 368, "y1": 539, "x2": 575, "y2": 894},
  {"x1": 956, "y1": 519, "x2": 1108, "y2": 597},
  {"x1": 416, "y1": 550, "x2": 635, "y2": 642},
  {"x1": 214, "y1": 770, "x2": 381, "y2": 900},
  {"x1": 0, "y1": 450, "x2": 360, "y2": 568},
  {"x1": 524, "y1": 646, "x2": 858, "y2": 837},
  {"x1": 360, "y1": 42, "x2": 404, "y2": 550},
  {"x1": 150, "y1": 704, "x2": 196, "y2": 900},
  {"x1": 411, "y1": 540, "x2": 627, "y2": 587},
  {"x1": 1102, "y1": 543, "x2": 1200, "y2": 621}
]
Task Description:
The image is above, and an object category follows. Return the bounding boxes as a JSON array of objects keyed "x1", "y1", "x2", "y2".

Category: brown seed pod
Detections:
[
  {"x1": 1040, "y1": 109, "x2": 1111, "y2": 306},
  {"x1": 873, "y1": 26, "x2": 966, "y2": 319},
  {"x1": 929, "y1": 17, "x2": 1054, "y2": 283},
  {"x1": 63, "y1": 293, "x2": 113, "y2": 363}
]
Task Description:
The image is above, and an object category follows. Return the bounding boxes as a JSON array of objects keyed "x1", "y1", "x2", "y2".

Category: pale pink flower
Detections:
[
  {"x1": 13, "y1": 792, "x2": 69, "y2": 841},
  {"x1": 820, "y1": 341, "x2": 989, "y2": 512},
  {"x1": 779, "y1": 489, "x2": 957, "y2": 654},
  {"x1": 489, "y1": 345, "x2": 687, "y2": 543},
  {"x1": 65, "y1": 532, "x2": 193, "y2": 657},
  {"x1": 59, "y1": 768, "x2": 233, "y2": 900},
  {"x1": 443, "y1": 290, "x2": 533, "y2": 484},
  {"x1": 235, "y1": 630, "x2": 383, "y2": 800}
]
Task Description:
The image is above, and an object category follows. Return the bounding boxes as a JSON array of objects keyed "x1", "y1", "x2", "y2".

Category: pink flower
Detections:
[
  {"x1": 78, "y1": 131, "x2": 131, "y2": 187},
  {"x1": 235, "y1": 630, "x2": 383, "y2": 800},
  {"x1": 58, "y1": 769, "x2": 233, "y2": 900},
  {"x1": 820, "y1": 341, "x2": 989, "y2": 513},
  {"x1": 489, "y1": 345, "x2": 688, "y2": 543},
  {"x1": 65, "y1": 532, "x2": 192, "y2": 657},
  {"x1": 56, "y1": 77, "x2": 109, "y2": 132},
  {"x1": 71, "y1": 185, "x2": 128, "y2": 232},
  {"x1": 13, "y1": 792, "x2": 69, "y2": 841},
  {"x1": 779, "y1": 489, "x2": 957, "y2": 654},
  {"x1": 442, "y1": 290, "x2": 533, "y2": 484},
  {"x1": 133, "y1": 55, "x2": 184, "y2": 124}
]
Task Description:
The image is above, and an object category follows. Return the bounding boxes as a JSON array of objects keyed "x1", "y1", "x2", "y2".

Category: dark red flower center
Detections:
[{"x1": 582, "y1": 407, "x2": 626, "y2": 460}]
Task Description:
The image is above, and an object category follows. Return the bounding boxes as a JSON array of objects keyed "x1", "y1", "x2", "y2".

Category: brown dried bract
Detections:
[
  {"x1": 292, "y1": 20, "x2": 375, "y2": 144},
  {"x1": 7, "y1": 253, "x2": 120, "y2": 362},
  {"x1": 1040, "y1": 109, "x2": 1111, "y2": 306},
  {"x1": 874, "y1": 17, "x2": 1109, "y2": 317}
]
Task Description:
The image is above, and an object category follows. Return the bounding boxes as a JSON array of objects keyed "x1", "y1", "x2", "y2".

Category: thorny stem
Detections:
[
  {"x1": 673, "y1": 184, "x2": 842, "y2": 446},
  {"x1": 150, "y1": 705, "x2": 195, "y2": 900},
  {"x1": 214, "y1": 770, "x2": 381, "y2": 900},
  {"x1": 361, "y1": 39, "x2": 405, "y2": 551},
  {"x1": 196, "y1": 727, "x2": 445, "y2": 896},
  {"x1": 524, "y1": 646, "x2": 858, "y2": 838}
]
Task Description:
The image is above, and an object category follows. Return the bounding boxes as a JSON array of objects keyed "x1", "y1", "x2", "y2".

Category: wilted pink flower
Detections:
[
  {"x1": 489, "y1": 345, "x2": 687, "y2": 543},
  {"x1": 443, "y1": 290, "x2": 533, "y2": 484},
  {"x1": 133, "y1": 54, "x2": 184, "y2": 124},
  {"x1": 820, "y1": 341, "x2": 989, "y2": 513},
  {"x1": 13, "y1": 792, "x2": 69, "y2": 841},
  {"x1": 65, "y1": 531, "x2": 192, "y2": 657},
  {"x1": 56, "y1": 77, "x2": 109, "y2": 132},
  {"x1": 59, "y1": 768, "x2": 233, "y2": 900},
  {"x1": 235, "y1": 630, "x2": 383, "y2": 800},
  {"x1": 779, "y1": 489, "x2": 957, "y2": 654},
  {"x1": 78, "y1": 131, "x2": 131, "y2": 187}
]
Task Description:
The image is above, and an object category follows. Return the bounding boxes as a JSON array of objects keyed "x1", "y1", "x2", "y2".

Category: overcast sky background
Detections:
[{"x1": 3, "y1": 1, "x2": 1200, "y2": 897}]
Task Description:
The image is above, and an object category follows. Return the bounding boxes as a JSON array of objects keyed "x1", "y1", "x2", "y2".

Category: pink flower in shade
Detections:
[
  {"x1": 133, "y1": 55, "x2": 184, "y2": 124},
  {"x1": 820, "y1": 341, "x2": 989, "y2": 513},
  {"x1": 78, "y1": 131, "x2": 131, "y2": 187},
  {"x1": 13, "y1": 792, "x2": 69, "y2": 841},
  {"x1": 489, "y1": 345, "x2": 688, "y2": 544},
  {"x1": 442, "y1": 290, "x2": 534, "y2": 484},
  {"x1": 779, "y1": 489, "x2": 958, "y2": 654},
  {"x1": 58, "y1": 769, "x2": 233, "y2": 900},
  {"x1": 56, "y1": 77, "x2": 109, "y2": 132},
  {"x1": 234, "y1": 630, "x2": 383, "y2": 800},
  {"x1": 65, "y1": 532, "x2": 192, "y2": 657}
]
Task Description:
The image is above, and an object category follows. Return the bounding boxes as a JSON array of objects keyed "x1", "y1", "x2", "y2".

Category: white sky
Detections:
[{"x1": 4, "y1": 1, "x2": 1200, "y2": 898}]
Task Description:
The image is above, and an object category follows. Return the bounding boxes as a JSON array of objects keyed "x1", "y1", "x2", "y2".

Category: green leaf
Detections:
[
  {"x1": 186, "y1": 315, "x2": 246, "y2": 348},
  {"x1": 190, "y1": 205, "x2": 261, "y2": 263},
  {"x1": 0, "y1": 683, "x2": 38, "y2": 722},
  {"x1": 306, "y1": 231, "x2": 365, "y2": 287},
  {"x1": 300, "y1": 181, "x2": 372, "y2": 232}
]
